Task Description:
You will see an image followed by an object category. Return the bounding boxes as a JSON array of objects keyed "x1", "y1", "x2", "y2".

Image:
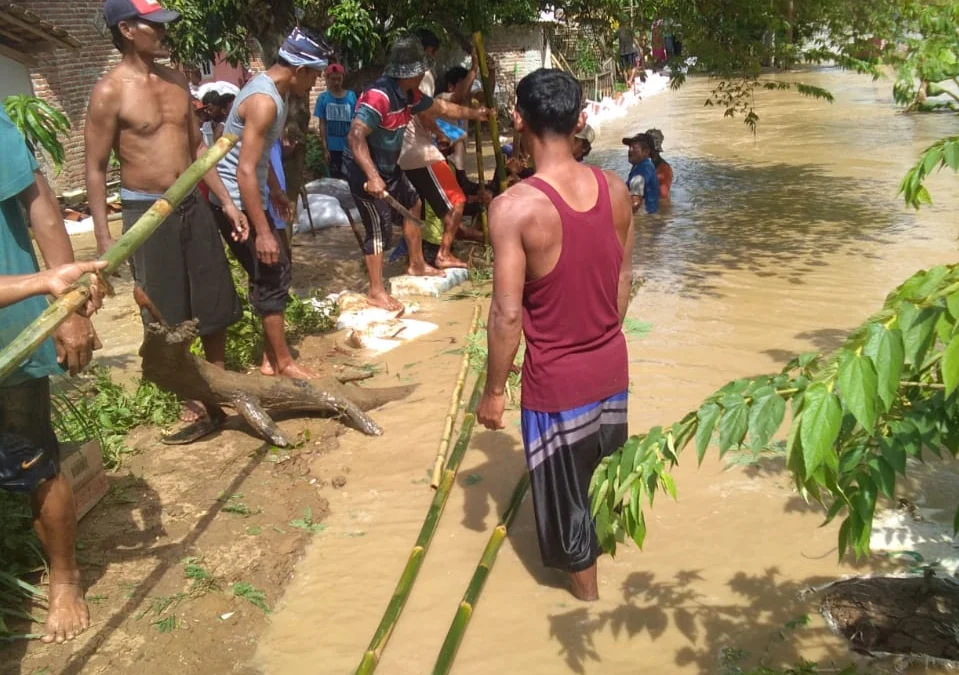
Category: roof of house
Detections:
[{"x1": 0, "y1": 2, "x2": 81, "y2": 64}]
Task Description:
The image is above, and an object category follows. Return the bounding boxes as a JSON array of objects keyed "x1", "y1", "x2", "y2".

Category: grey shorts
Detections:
[{"x1": 122, "y1": 190, "x2": 241, "y2": 335}]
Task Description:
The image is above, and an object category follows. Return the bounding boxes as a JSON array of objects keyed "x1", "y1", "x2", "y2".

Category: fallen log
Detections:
[{"x1": 136, "y1": 291, "x2": 414, "y2": 447}]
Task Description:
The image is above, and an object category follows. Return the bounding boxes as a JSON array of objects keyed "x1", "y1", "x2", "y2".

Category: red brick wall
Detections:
[{"x1": 14, "y1": 0, "x2": 121, "y2": 193}]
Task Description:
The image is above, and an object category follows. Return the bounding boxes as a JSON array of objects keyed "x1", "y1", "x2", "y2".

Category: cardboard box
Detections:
[{"x1": 60, "y1": 440, "x2": 108, "y2": 521}]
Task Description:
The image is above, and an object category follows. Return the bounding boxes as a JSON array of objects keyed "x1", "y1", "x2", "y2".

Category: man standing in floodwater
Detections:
[
  {"x1": 86, "y1": 0, "x2": 249, "y2": 437},
  {"x1": 212, "y1": 27, "x2": 333, "y2": 380},
  {"x1": 477, "y1": 69, "x2": 635, "y2": 601},
  {"x1": 623, "y1": 132, "x2": 660, "y2": 214}
]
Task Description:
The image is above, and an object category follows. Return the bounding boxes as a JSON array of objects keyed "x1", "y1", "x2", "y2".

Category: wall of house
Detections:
[
  {"x1": 0, "y1": 53, "x2": 34, "y2": 100},
  {"x1": 13, "y1": 0, "x2": 121, "y2": 193},
  {"x1": 484, "y1": 25, "x2": 552, "y2": 103}
]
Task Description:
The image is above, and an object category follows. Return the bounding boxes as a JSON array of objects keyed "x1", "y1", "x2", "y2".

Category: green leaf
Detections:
[
  {"x1": 942, "y1": 334, "x2": 959, "y2": 396},
  {"x1": 620, "y1": 437, "x2": 641, "y2": 473},
  {"x1": 660, "y1": 472, "x2": 677, "y2": 500},
  {"x1": 869, "y1": 457, "x2": 896, "y2": 499},
  {"x1": 694, "y1": 402, "x2": 721, "y2": 465},
  {"x1": 879, "y1": 436, "x2": 908, "y2": 475},
  {"x1": 900, "y1": 304, "x2": 938, "y2": 367},
  {"x1": 954, "y1": 504, "x2": 959, "y2": 536},
  {"x1": 944, "y1": 140, "x2": 959, "y2": 171},
  {"x1": 872, "y1": 328, "x2": 904, "y2": 411},
  {"x1": 718, "y1": 395, "x2": 749, "y2": 455},
  {"x1": 947, "y1": 292, "x2": 959, "y2": 322},
  {"x1": 799, "y1": 384, "x2": 842, "y2": 475},
  {"x1": 629, "y1": 509, "x2": 647, "y2": 550},
  {"x1": 853, "y1": 475, "x2": 878, "y2": 524},
  {"x1": 837, "y1": 517, "x2": 851, "y2": 561},
  {"x1": 747, "y1": 387, "x2": 786, "y2": 451},
  {"x1": 838, "y1": 353, "x2": 878, "y2": 431}
]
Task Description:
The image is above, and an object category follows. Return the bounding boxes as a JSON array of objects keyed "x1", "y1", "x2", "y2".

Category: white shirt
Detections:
[{"x1": 398, "y1": 71, "x2": 444, "y2": 170}]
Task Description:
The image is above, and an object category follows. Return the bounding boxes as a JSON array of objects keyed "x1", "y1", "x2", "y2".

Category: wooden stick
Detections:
[
  {"x1": 432, "y1": 473, "x2": 531, "y2": 675},
  {"x1": 471, "y1": 107, "x2": 491, "y2": 247},
  {"x1": 473, "y1": 31, "x2": 508, "y2": 195},
  {"x1": 0, "y1": 134, "x2": 239, "y2": 384},
  {"x1": 430, "y1": 304, "x2": 482, "y2": 488},
  {"x1": 355, "y1": 368, "x2": 487, "y2": 675}
]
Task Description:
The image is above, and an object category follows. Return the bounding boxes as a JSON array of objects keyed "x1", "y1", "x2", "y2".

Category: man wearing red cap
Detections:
[
  {"x1": 314, "y1": 63, "x2": 356, "y2": 180},
  {"x1": 86, "y1": 0, "x2": 249, "y2": 434}
]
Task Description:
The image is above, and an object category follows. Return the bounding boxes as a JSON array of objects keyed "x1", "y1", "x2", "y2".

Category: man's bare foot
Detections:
[
  {"x1": 180, "y1": 400, "x2": 206, "y2": 424},
  {"x1": 367, "y1": 292, "x2": 405, "y2": 312},
  {"x1": 260, "y1": 354, "x2": 276, "y2": 376},
  {"x1": 434, "y1": 253, "x2": 468, "y2": 269},
  {"x1": 276, "y1": 361, "x2": 319, "y2": 380},
  {"x1": 569, "y1": 566, "x2": 600, "y2": 602},
  {"x1": 43, "y1": 578, "x2": 90, "y2": 644},
  {"x1": 407, "y1": 263, "x2": 446, "y2": 277}
]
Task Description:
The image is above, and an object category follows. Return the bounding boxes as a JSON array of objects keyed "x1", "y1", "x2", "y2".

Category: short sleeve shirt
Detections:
[
  {"x1": 628, "y1": 158, "x2": 660, "y2": 214},
  {"x1": 314, "y1": 90, "x2": 357, "y2": 153},
  {"x1": 344, "y1": 76, "x2": 433, "y2": 177},
  {"x1": 398, "y1": 71, "x2": 445, "y2": 171},
  {"x1": 0, "y1": 110, "x2": 61, "y2": 386},
  {"x1": 618, "y1": 26, "x2": 637, "y2": 55}
]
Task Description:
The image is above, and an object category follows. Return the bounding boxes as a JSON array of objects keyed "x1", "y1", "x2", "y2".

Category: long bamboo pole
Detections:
[
  {"x1": 432, "y1": 473, "x2": 531, "y2": 675},
  {"x1": 472, "y1": 111, "x2": 490, "y2": 246},
  {"x1": 472, "y1": 31, "x2": 508, "y2": 195},
  {"x1": 430, "y1": 304, "x2": 482, "y2": 488},
  {"x1": 0, "y1": 134, "x2": 239, "y2": 384},
  {"x1": 356, "y1": 368, "x2": 487, "y2": 675}
]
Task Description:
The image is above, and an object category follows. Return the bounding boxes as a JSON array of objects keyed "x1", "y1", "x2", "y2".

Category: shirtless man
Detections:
[
  {"x1": 477, "y1": 69, "x2": 634, "y2": 601},
  {"x1": 86, "y1": 0, "x2": 248, "y2": 434}
]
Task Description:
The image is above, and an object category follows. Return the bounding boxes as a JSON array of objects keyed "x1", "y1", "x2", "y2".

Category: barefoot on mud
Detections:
[
  {"x1": 277, "y1": 361, "x2": 319, "y2": 380},
  {"x1": 367, "y1": 292, "x2": 405, "y2": 313},
  {"x1": 407, "y1": 263, "x2": 446, "y2": 277},
  {"x1": 434, "y1": 253, "x2": 468, "y2": 269},
  {"x1": 43, "y1": 580, "x2": 90, "y2": 644},
  {"x1": 260, "y1": 354, "x2": 276, "y2": 377}
]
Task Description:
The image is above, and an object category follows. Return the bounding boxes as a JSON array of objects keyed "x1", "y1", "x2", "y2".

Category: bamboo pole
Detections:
[
  {"x1": 0, "y1": 134, "x2": 239, "y2": 384},
  {"x1": 356, "y1": 368, "x2": 488, "y2": 675},
  {"x1": 430, "y1": 304, "x2": 482, "y2": 488},
  {"x1": 432, "y1": 473, "x2": 531, "y2": 675},
  {"x1": 472, "y1": 31, "x2": 508, "y2": 195},
  {"x1": 472, "y1": 111, "x2": 490, "y2": 246}
]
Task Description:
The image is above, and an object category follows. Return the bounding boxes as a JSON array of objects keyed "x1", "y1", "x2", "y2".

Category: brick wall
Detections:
[
  {"x1": 485, "y1": 25, "x2": 551, "y2": 106},
  {"x1": 14, "y1": 0, "x2": 121, "y2": 193}
]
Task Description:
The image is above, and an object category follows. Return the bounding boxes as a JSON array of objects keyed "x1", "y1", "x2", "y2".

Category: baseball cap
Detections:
[
  {"x1": 103, "y1": 0, "x2": 180, "y2": 27},
  {"x1": 575, "y1": 124, "x2": 596, "y2": 145},
  {"x1": 622, "y1": 132, "x2": 647, "y2": 145},
  {"x1": 326, "y1": 63, "x2": 345, "y2": 75}
]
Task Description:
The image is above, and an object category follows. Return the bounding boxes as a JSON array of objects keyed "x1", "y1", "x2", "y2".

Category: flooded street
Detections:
[{"x1": 256, "y1": 68, "x2": 959, "y2": 674}]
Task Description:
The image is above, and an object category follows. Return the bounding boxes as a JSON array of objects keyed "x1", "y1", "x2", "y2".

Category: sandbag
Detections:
[{"x1": 295, "y1": 193, "x2": 351, "y2": 234}]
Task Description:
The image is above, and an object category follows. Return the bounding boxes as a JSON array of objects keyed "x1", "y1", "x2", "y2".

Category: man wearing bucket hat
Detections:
[
  {"x1": 573, "y1": 124, "x2": 596, "y2": 162},
  {"x1": 344, "y1": 34, "x2": 491, "y2": 312},
  {"x1": 645, "y1": 127, "x2": 673, "y2": 201},
  {"x1": 86, "y1": 0, "x2": 250, "y2": 434},
  {"x1": 211, "y1": 27, "x2": 333, "y2": 382}
]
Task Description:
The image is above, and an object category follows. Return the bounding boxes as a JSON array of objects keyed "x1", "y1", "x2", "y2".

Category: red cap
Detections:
[{"x1": 326, "y1": 63, "x2": 345, "y2": 75}]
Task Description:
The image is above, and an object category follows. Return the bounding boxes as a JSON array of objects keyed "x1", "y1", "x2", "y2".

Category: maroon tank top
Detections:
[{"x1": 520, "y1": 166, "x2": 629, "y2": 412}]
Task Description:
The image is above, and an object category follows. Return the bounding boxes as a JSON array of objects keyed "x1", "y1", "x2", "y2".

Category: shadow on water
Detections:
[{"x1": 588, "y1": 151, "x2": 913, "y2": 301}]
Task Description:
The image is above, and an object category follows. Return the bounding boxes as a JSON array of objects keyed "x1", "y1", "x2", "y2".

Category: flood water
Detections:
[{"x1": 256, "y1": 68, "x2": 959, "y2": 674}]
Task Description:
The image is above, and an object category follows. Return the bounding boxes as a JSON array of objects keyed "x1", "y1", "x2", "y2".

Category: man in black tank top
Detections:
[{"x1": 477, "y1": 69, "x2": 636, "y2": 601}]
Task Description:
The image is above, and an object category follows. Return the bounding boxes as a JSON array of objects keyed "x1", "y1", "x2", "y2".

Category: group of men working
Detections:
[{"x1": 0, "y1": 0, "x2": 666, "y2": 648}]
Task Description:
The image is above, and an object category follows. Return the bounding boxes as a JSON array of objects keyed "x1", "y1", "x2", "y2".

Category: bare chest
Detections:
[{"x1": 117, "y1": 77, "x2": 190, "y2": 138}]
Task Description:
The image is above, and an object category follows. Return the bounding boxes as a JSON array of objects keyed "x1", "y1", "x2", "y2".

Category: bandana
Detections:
[{"x1": 278, "y1": 27, "x2": 333, "y2": 71}]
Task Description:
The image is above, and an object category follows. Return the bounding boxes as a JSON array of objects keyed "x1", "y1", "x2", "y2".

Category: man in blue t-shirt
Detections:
[
  {"x1": 313, "y1": 63, "x2": 357, "y2": 179},
  {"x1": 343, "y1": 34, "x2": 490, "y2": 311},
  {"x1": 1, "y1": 108, "x2": 104, "y2": 644},
  {"x1": 623, "y1": 132, "x2": 660, "y2": 214}
]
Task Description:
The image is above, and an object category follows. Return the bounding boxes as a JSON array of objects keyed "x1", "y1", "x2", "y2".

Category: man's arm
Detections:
[
  {"x1": 477, "y1": 191, "x2": 528, "y2": 430},
  {"x1": 346, "y1": 118, "x2": 385, "y2": 195},
  {"x1": 84, "y1": 78, "x2": 121, "y2": 257},
  {"x1": 236, "y1": 95, "x2": 281, "y2": 264},
  {"x1": 0, "y1": 261, "x2": 107, "y2": 309},
  {"x1": 450, "y1": 54, "x2": 479, "y2": 105},
  {"x1": 605, "y1": 170, "x2": 635, "y2": 322},
  {"x1": 428, "y1": 97, "x2": 489, "y2": 122},
  {"x1": 20, "y1": 172, "x2": 101, "y2": 374}
]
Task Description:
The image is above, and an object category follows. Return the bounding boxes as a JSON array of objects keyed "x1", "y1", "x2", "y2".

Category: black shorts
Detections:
[
  {"x1": 521, "y1": 391, "x2": 628, "y2": 572},
  {"x1": 346, "y1": 162, "x2": 420, "y2": 256},
  {"x1": 328, "y1": 150, "x2": 345, "y2": 179},
  {"x1": 212, "y1": 207, "x2": 292, "y2": 316},
  {"x1": 122, "y1": 191, "x2": 241, "y2": 335},
  {"x1": 404, "y1": 161, "x2": 466, "y2": 220},
  {"x1": 620, "y1": 52, "x2": 637, "y2": 71},
  {"x1": 0, "y1": 378, "x2": 59, "y2": 494}
]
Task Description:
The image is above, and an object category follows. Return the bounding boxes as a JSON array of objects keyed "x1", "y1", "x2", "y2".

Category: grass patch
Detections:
[
  {"x1": 218, "y1": 494, "x2": 260, "y2": 517},
  {"x1": 289, "y1": 508, "x2": 326, "y2": 534},
  {"x1": 183, "y1": 557, "x2": 220, "y2": 596},
  {"x1": 622, "y1": 318, "x2": 653, "y2": 339},
  {"x1": 231, "y1": 582, "x2": 270, "y2": 613}
]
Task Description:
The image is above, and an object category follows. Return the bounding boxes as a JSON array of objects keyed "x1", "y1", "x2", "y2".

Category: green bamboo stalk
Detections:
[
  {"x1": 432, "y1": 473, "x2": 530, "y2": 675},
  {"x1": 0, "y1": 134, "x2": 238, "y2": 384},
  {"x1": 472, "y1": 31, "x2": 508, "y2": 194},
  {"x1": 356, "y1": 368, "x2": 487, "y2": 675},
  {"x1": 471, "y1": 115, "x2": 490, "y2": 246}
]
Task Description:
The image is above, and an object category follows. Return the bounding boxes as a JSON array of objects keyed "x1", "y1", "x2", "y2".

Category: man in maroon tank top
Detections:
[{"x1": 478, "y1": 69, "x2": 635, "y2": 601}]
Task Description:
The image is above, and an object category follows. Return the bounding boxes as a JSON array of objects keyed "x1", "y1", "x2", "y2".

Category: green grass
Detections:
[
  {"x1": 183, "y1": 557, "x2": 220, "y2": 596},
  {"x1": 622, "y1": 318, "x2": 653, "y2": 339},
  {"x1": 231, "y1": 582, "x2": 270, "y2": 613},
  {"x1": 289, "y1": 508, "x2": 327, "y2": 534}
]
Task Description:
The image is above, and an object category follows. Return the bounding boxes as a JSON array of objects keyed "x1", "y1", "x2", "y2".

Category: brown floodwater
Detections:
[{"x1": 256, "y1": 68, "x2": 959, "y2": 674}]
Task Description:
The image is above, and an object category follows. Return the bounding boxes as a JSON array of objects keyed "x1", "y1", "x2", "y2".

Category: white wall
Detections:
[{"x1": 0, "y1": 54, "x2": 34, "y2": 100}]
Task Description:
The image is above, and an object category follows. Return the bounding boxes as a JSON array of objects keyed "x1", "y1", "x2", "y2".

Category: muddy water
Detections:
[{"x1": 257, "y1": 68, "x2": 959, "y2": 674}]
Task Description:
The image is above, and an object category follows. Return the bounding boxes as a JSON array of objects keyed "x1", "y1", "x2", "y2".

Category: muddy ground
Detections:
[{"x1": 2, "y1": 224, "x2": 448, "y2": 675}]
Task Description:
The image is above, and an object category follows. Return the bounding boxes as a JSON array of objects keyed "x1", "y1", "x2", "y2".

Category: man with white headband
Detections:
[{"x1": 211, "y1": 27, "x2": 333, "y2": 381}]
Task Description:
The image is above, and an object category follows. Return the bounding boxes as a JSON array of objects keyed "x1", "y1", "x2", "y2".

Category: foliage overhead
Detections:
[
  {"x1": 591, "y1": 263, "x2": 959, "y2": 561},
  {"x1": 3, "y1": 95, "x2": 71, "y2": 175}
]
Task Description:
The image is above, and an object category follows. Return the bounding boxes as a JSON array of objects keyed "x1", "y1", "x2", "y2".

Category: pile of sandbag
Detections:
[{"x1": 294, "y1": 178, "x2": 362, "y2": 234}]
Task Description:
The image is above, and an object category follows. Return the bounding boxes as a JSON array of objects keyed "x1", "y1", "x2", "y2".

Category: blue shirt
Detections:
[
  {"x1": 268, "y1": 138, "x2": 287, "y2": 229},
  {"x1": 628, "y1": 158, "x2": 660, "y2": 214},
  {"x1": 343, "y1": 76, "x2": 433, "y2": 177},
  {"x1": 314, "y1": 90, "x2": 357, "y2": 153},
  {"x1": 0, "y1": 109, "x2": 61, "y2": 386}
]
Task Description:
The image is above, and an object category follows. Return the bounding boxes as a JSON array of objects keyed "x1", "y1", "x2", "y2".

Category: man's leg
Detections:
[
  {"x1": 399, "y1": 170, "x2": 454, "y2": 275},
  {"x1": 402, "y1": 201, "x2": 443, "y2": 277},
  {"x1": 437, "y1": 202, "x2": 468, "y2": 269},
  {"x1": 355, "y1": 194, "x2": 404, "y2": 311}
]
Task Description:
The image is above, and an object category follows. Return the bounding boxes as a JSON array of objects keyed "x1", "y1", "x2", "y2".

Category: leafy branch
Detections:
[
  {"x1": 591, "y1": 263, "x2": 959, "y2": 561},
  {"x1": 3, "y1": 95, "x2": 71, "y2": 174},
  {"x1": 900, "y1": 136, "x2": 959, "y2": 209}
]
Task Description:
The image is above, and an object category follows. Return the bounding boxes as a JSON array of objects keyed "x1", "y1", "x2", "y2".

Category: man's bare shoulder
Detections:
[
  {"x1": 490, "y1": 182, "x2": 551, "y2": 221},
  {"x1": 158, "y1": 64, "x2": 190, "y2": 89}
]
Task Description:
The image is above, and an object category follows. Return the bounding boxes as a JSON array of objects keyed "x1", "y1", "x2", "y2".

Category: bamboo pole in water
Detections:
[
  {"x1": 430, "y1": 304, "x2": 482, "y2": 488},
  {"x1": 432, "y1": 473, "x2": 531, "y2": 675},
  {"x1": 473, "y1": 31, "x2": 508, "y2": 195},
  {"x1": 356, "y1": 368, "x2": 488, "y2": 675},
  {"x1": 0, "y1": 134, "x2": 239, "y2": 384}
]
